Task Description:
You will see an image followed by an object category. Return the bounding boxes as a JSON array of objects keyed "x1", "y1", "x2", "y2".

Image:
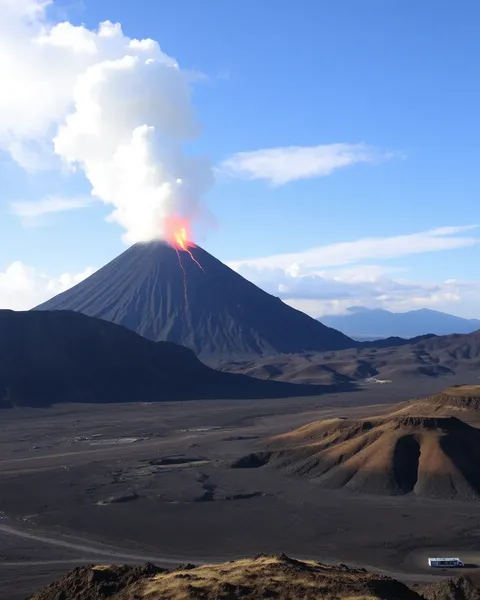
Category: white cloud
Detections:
[
  {"x1": 236, "y1": 263, "x2": 480, "y2": 318},
  {"x1": 0, "y1": 0, "x2": 213, "y2": 243},
  {"x1": 219, "y1": 143, "x2": 393, "y2": 185},
  {"x1": 0, "y1": 261, "x2": 95, "y2": 310},
  {"x1": 227, "y1": 226, "x2": 480, "y2": 318},
  {"x1": 229, "y1": 225, "x2": 479, "y2": 272},
  {"x1": 11, "y1": 195, "x2": 92, "y2": 221}
]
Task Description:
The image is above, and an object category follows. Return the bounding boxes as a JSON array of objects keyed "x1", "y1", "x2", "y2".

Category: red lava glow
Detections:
[
  {"x1": 164, "y1": 217, "x2": 194, "y2": 251},
  {"x1": 164, "y1": 217, "x2": 204, "y2": 273}
]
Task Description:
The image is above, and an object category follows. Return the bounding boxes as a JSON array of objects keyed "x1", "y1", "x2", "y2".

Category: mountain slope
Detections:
[
  {"x1": 35, "y1": 242, "x2": 353, "y2": 359},
  {"x1": 218, "y1": 329, "x2": 480, "y2": 384},
  {"x1": 0, "y1": 310, "x2": 328, "y2": 407},
  {"x1": 393, "y1": 385, "x2": 480, "y2": 422},
  {"x1": 320, "y1": 306, "x2": 480, "y2": 339},
  {"x1": 235, "y1": 406, "x2": 480, "y2": 500}
]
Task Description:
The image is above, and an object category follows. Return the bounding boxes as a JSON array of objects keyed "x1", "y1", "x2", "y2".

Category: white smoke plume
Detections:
[{"x1": 0, "y1": 0, "x2": 212, "y2": 243}]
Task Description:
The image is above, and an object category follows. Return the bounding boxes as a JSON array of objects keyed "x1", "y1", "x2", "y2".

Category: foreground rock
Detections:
[
  {"x1": 28, "y1": 555, "x2": 421, "y2": 600},
  {"x1": 420, "y1": 573, "x2": 480, "y2": 600}
]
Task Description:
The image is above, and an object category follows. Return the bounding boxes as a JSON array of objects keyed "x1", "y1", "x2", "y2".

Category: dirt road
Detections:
[{"x1": 0, "y1": 521, "x2": 455, "y2": 585}]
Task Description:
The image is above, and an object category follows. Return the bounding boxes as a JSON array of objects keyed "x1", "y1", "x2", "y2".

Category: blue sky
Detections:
[{"x1": 0, "y1": 0, "x2": 479, "y2": 317}]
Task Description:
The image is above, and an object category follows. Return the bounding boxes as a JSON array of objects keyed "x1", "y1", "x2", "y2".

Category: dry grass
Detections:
[
  {"x1": 30, "y1": 555, "x2": 421, "y2": 599},
  {"x1": 443, "y1": 385, "x2": 480, "y2": 396},
  {"x1": 392, "y1": 385, "x2": 480, "y2": 422}
]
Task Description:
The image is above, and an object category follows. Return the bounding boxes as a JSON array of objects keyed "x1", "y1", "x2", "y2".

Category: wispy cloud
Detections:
[
  {"x1": 229, "y1": 226, "x2": 479, "y2": 272},
  {"x1": 7, "y1": 140, "x2": 58, "y2": 172},
  {"x1": 11, "y1": 196, "x2": 92, "y2": 223},
  {"x1": 284, "y1": 276, "x2": 480, "y2": 319},
  {"x1": 227, "y1": 226, "x2": 480, "y2": 317},
  {"x1": 219, "y1": 143, "x2": 394, "y2": 185}
]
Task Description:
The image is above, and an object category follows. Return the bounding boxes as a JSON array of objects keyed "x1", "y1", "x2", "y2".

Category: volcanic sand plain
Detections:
[{"x1": 2, "y1": 373, "x2": 480, "y2": 599}]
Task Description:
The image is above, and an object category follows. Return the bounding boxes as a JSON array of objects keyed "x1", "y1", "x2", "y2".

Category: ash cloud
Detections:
[{"x1": 0, "y1": 0, "x2": 213, "y2": 243}]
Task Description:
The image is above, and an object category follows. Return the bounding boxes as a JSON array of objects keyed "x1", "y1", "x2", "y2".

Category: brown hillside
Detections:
[
  {"x1": 233, "y1": 410, "x2": 480, "y2": 500},
  {"x1": 394, "y1": 385, "x2": 480, "y2": 422},
  {"x1": 28, "y1": 555, "x2": 421, "y2": 600}
]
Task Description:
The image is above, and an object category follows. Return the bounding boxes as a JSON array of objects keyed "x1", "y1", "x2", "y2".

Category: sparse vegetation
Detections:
[{"x1": 28, "y1": 555, "x2": 421, "y2": 600}]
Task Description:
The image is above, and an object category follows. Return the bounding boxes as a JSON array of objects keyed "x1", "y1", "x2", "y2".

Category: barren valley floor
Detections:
[{"x1": 2, "y1": 372, "x2": 480, "y2": 599}]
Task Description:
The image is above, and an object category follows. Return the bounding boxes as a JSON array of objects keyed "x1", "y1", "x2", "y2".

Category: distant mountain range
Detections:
[{"x1": 319, "y1": 307, "x2": 480, "y2": 340}]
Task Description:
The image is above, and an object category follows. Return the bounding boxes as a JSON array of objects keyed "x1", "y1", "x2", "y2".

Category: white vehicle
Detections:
[{"x1": 428, "y1": 557, "x2": 464, "y2": 568}]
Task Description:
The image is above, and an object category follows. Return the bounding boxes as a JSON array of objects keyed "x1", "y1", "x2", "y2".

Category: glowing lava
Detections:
[
  {"x1": 173, "y1": 227, "x2": 189, "y2": 251},
  {"x1": 164, "y1": 217, "x2": 205, "y2": 310},
  {"x1": 164, "y1": 217, "x2": 204, "y2": 272}
]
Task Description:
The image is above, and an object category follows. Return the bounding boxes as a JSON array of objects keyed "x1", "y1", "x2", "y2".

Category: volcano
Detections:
[{"x1": 35, "y1": 242, "x2": 353, "y2": 359}]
